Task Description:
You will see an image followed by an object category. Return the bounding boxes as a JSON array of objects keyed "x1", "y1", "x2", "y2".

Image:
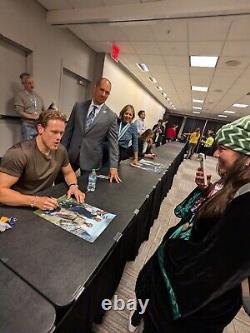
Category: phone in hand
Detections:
[{"x1": 198, "y1": 153, "x2": 207, "y2": 186}]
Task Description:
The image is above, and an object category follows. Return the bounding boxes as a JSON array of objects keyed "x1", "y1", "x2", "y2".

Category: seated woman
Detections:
[
  {"x1": 129, "y1": 115, "x2": 250, "y2": 333},
  {"x1": 118, "y1": 105, "x2": 139, "y2": 165},
  {"x1": 138, "y1": 129, "x2": 155, "y2": 159}
]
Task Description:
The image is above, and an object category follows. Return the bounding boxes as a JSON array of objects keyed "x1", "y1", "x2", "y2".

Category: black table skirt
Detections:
[
  {"x1": 55, "y1": 144, "x2": 185, "y2": 332},
  {"x1": 0, "y1": 143, "x2": 185, "y2": 333}
]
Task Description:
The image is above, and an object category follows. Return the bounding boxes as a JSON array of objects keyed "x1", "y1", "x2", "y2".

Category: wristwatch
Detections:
[{"x1": 68, "y1": 183, "x2": 79, "y2": 188}]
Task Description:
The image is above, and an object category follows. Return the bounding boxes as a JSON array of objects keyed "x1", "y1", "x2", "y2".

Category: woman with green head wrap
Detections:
[{"x1": 129, "y1": 116, "x2": 250, "y2": 333}]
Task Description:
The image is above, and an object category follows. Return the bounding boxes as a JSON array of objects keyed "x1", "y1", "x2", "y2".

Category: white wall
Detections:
[
  {"x1": 0, "y1": 0, "x2": 96, "y2": 108},
  {"x1": 0, "y1": 0, "x2": 96, "y2": 155},
  {"x1": 103, "y1": 56, "x2": 165, "y2": 129}
]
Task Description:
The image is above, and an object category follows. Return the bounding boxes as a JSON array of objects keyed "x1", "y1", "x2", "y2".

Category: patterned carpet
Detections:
[{"x1": 94, "y1": 155, "x2": 250, "y2": 333}]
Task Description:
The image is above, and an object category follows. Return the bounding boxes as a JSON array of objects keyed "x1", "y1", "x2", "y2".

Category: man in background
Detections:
[
  {"x1": 15, "y1": 73, "x2": 45, "y2": 140},
  {"x1": 61, "y1": 77, "x2": 121, "y2": 183},
  {"x1": 134, "y1": 110, "x2": 146, "y2": 135}
]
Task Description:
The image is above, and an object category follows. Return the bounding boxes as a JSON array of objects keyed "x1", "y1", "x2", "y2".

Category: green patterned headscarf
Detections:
[{"x1": 215, "y1": 116, "x2": 250, "y2": 155}]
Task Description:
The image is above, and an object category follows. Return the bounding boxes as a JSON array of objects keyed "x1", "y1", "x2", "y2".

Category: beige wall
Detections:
[
  {"x1": 0, "y1": 0, "x2": 165, "y2": 155},
  {"x1": 103, "y1": 56, "x2": 165, "y2": 129},
  {"x1": 0, "y1": 0, "x2": 96, "y2": 155},
  {"x1": 0, "y1": 0, "x2": 96, "y2": 107}
]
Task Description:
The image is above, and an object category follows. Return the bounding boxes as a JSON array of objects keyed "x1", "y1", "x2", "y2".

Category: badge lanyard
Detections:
[
  {"x1": 25, "y1": 90, "x2": 37, "y2": 110},
  {"x1": 118, "y1": 122, "x2": 130, "y2": 141}
]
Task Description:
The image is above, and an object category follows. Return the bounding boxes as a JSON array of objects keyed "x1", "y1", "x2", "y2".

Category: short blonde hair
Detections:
[{"x1": 37, "y1": 110, "x2": 67, "y2": 128}]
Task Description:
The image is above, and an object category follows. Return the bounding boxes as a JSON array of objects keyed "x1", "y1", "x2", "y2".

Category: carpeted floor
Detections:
[{"x1": 94, "y1": 155, "x2": 250, "y2": 333}]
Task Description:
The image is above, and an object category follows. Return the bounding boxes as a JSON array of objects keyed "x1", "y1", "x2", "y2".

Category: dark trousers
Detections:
[{"x1": 119, "y1": 146, "x2": 133, "y2": 161}]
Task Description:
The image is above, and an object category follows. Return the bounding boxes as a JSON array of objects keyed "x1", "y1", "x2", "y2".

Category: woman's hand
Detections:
[
  {"x1": 131, "y1": 159, "x2": 140, "y2": 166},
  {"x1": 195, "y1": 167, "x2": 212, "y2": 189},
  {"x1": 144, "y1": 153, "x2": 155, "y2": 159}
]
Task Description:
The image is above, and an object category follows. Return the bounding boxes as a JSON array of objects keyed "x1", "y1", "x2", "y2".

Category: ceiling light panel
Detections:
[
  {"x1": 192, "y1": 99, "x2": 204, "y2": 103},
  {"x1": 136, "y1": 63, "x2": 149, "y2": 72},
  {"x1": 192, "y1": 86, "x2": 208, "y2": 92},
  {"x1": 190, "y1": 56, "x2": 218, "y2": 68},
  {"x1": 232, "y1": 103, "x2": 248, "y2": 108}
]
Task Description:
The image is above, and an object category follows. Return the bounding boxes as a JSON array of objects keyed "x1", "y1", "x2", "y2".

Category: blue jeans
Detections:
[{"x1": 21, "y1": 121, "x2": 37, "y2": 140}]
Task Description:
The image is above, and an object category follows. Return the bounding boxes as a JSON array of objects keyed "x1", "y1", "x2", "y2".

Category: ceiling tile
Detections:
[
  {"x1": 189, "y1": 41, "x2": 223, "y2": 56},
  {"x1": 158, "y1": 42, "x2": 188, "y2": 56},
  {"x1": 139, "y1": 54, "x2": 165, "y2": 65},
  {"x1": 222, "y1": 41, "x2": 250, "y2": 57},
  {"x1": 163, "y1": 56, "x2": 189, "y2": 67},
  {"x1": 130, "y1": 42, "x2": 160, "y2": 55},
  {"x1": 227, "y1": 16, "x2": 250, "y2": 41},
  {"x1": 217, "y1": 56, "x2": 250, "y2": 69},
  {"x1": 151, "y1": 20, "x2": 187, "y2": 42},
  {"x1": 188, "y1": 17, "x2": 231, "y2": 41},
  {"x1": 122, "y1": 24, "x2": 155, "y2": 42}
]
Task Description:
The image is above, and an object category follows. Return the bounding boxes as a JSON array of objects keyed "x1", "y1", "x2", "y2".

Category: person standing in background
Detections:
[
  {"x1": 166, "y1": 124, "x2": 178, "y2": 142},
  {"x1": 61, "y1": 78, "x2": 121, "y2": 183},
  {"x1": 134, "y1": 110, "x2": 146, "y2": 135},
  {"x1": 15, "y1": 73, "x2": 45, "y2": 140},
  {"x1": 186, "y1": 128, "x2": 201, "y2": 159},
  {"x1": 200, "y1": 130, "x2": 215, "y2": 158}
]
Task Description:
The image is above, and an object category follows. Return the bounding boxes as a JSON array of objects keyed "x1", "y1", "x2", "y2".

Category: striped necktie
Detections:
[{"x1": 85, "y1": 105, "x2": 97, "y2": 130}]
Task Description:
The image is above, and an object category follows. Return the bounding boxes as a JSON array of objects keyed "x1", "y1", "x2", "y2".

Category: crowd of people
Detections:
[{"x1": 0, "y1": 74, "x2": 249, "y2": 333}]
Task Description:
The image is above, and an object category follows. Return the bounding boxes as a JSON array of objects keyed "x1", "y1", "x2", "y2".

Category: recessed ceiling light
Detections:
[
  {"x1": 224, "y1": 110, "x2": 235, "y2": 114},
  {"x1": 193, "y1": 111, "x2": 200, "y2": 114},
  {"x1": 149, "y1": 76, "x2": 157, "y2": 83},
  {"x1": 232, "y1": 103, "x2": 248, "y2": 108},
  {"x1": 190, "y1": 56, "x2": 218, "y2": 68},
  {"x1": 156, "y1": 86, "x2": 163, "y2": 91},
  {"x1": 136, "y1": 63, "x2": 149, "y2": 72},
  {"x1": 192, "y1": 86, "x2": 208, "y2": 92},
  {"x1": 225, "y1": 60, "x2": 241, "y2": 67},
  {"x1": 193, "y1": 99, "x2": 204, "y2": 103},
  {"x1": 193, "y1": 106, "x2": 202, "y2": 110},
  {"x1": 218, "y1": 114, "x2": 227, "y2": 118}
]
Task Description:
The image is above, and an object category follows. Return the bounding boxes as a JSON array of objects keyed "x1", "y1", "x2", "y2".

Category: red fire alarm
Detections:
[{"x1": 111, "y1": 43, "x2": 120, "y2": 62}]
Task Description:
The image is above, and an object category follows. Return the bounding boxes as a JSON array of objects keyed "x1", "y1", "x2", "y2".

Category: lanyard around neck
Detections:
[
  {"x1": 25, "y1": 90, "x2": 37, "y2": 109},
  {"x1": 118, "y1": 122, "x2": 130, "y2": 140}
]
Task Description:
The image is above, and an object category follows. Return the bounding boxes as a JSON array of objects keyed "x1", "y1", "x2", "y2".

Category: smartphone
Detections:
[{"x1": 198, "y1": 153, "x2": 207, "y2": 186}]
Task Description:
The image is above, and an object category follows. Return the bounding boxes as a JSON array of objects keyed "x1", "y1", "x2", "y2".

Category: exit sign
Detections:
[{"x1": 111, "y1": 43, "x2": 120, "y2": 62}]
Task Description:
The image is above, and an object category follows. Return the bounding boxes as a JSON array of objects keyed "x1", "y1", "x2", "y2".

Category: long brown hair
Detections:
[
  {"x1": 140, "y1": 129, "x2": 153, "y2": 142},
  {"x1": 197, "y1": 154, "x2": 250, "y2": 221},
  {"x1": 119, "y1": 104, "x2": 135, "y2": 120}
]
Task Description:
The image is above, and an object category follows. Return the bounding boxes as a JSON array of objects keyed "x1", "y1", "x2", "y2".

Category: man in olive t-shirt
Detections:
[
  {"x1": 0, "y1": 139, "x2": 68, "y2": 194},
  {"x1": 0, "y1": 110, "x2": 85, "y2": 210}
]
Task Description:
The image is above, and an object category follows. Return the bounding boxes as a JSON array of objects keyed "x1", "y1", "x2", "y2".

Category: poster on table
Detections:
[{"x1": 35, "y1": 196, "x2": 116, "y2": 243}]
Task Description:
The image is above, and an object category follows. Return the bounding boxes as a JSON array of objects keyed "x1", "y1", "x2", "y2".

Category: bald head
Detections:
[{"x1": 93, "y1": 78, "x2": 111, "y2": 105}]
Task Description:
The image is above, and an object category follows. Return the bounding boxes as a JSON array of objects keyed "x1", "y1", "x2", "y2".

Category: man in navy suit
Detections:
[{"x1": 62, "y1": 78, "x2": 121, "y2": 183}]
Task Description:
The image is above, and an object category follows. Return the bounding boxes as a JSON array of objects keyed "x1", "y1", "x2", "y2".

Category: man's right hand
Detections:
[
  {"x1": 109, "y1": 168, "x2": 122, "y2": 183},
  {"x1": 33, "y1": 196, "x2": 59, "y2": 210},
  {"x1": 195, "y1": 167, "x2": 212, "y2": 189}
]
